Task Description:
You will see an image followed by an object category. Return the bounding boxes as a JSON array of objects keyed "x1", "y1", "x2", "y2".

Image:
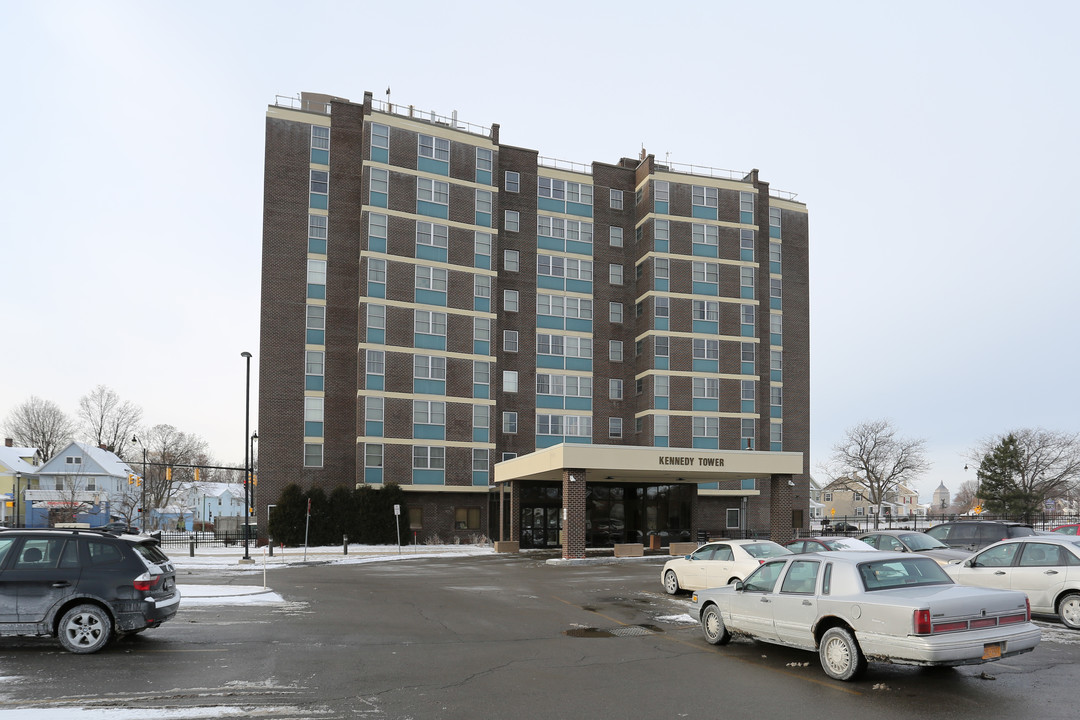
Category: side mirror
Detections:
[
  {"x1": 963, "y1": 559, "x2": 974, "y2": 568},
  {"x1": 734, "y1": 580, "x2": 745, "y2": 592},
  {"x1": 685, "y1": 554, "x2": 692, "y2": 561}
]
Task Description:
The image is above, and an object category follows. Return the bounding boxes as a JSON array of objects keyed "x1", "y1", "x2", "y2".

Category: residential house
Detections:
[
  {"x1": 27, "y1": 441, "x2": 136, "y2": 528},
  {"x1": 0, "y1": 438, "x2": 42, "y2": 526},
  {"x1": 821, "y1": 476, "x2": 924, "y2": 521}
]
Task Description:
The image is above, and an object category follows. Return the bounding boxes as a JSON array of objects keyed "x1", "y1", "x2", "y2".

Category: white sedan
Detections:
[
  {"x1": 661, "y1": 539, "x2": 791, "y2": 594},
  {"x1": 690, "y1": 551, "x2": 1041, "y2": 681},
  {"x1": 943, "y1": 535, "x2": 1080, "y2": 629}
]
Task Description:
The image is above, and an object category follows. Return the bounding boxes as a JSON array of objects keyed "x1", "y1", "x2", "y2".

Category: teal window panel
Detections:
[
  {"x1": 693, "y1": 282, "x2": 719, "y2": 296},
  {"x1": 473, "y1": 339, "x2": 490, "y2": 355},
  {"x1": 308, "y1": 237, "x2": 327, "y2": 254},
  {"x1": 370, "y1": 192, "x2": 387, "y2": 208},
  {"x1": 309, "y1": 194, "x2": 328, "y2": 210},
  {"x1": 367, "y1": 374, "x2": 384, "y2": 391},
  {"x1": 369, "y1": 237, "x2": 386, "y2": 253},
  {"x1": 655, "y1": 397, "x2": 669, "y2": 410},
  {"x1": 473, "y1": 383, "x2": 490, "y2": 399},
  {"x1": 654, "y1": 200, "x2": 669, "y2": 215},
  {"x1": 538, "y1": 236, "x2": 565, "y2": 252},
  {"x1": 475, "y1": 169, "x2": 492, "y2": 186},
  {"x1": 307, "y1": 284, "x2": 326, "y2": 300},
  {"x1": 565, "y1": 357, "x2": 592, "y2": 372},
  {"x1": 693, "y1": 398, "x2": 719, "y2": 412},
  {"x1": 693, "y1": 359, "x2": 719, "y2": 373},
  {"x1": 307, "y1": 329, "x2": 325, "y2": 345},
  {"x1": 310, "y1": 148, "x2": 329, "y2": 165},
  {"x1": 537, "y1": 395, "x2": 564, "y2": 409},
  {"x1": 415, "y1": 289, "x2": 447, "y2": 306},
  {"x1": 413, "y1": 424, "x2": 445, "y2": 440},
  {"x1": 305, "y1": 375, "x2": 324, "y2": 391},
  {"x1": 473, "y1": 297, "x2": 490, "y2": 313},
  {"x1": 770, "y1": 333, "x2": 782, "y2": 345},
  {"x1": 536, "y1": 435, "x2": 563, "y2": 449},
  {"x1": 770, "y1": 442, "x2": 783, "y2": 452},
  {"x1": 368, "y1": 282, "x2": 385, "y2": 299},
  {"x1": 565, "y1": 279, "x2": 592, "y2": 294},
  {"x1": 741, "y1": 478, "x2": 756, "y2": 490},
  {"x1": 656, "y1": 357, "x2": 670, "y2": 370},
  {"x1": 693, "y1": 437, "x2": 719, "y2": 450},
  {"x1": 741, "y1": 361, "x2": 754, "y2": 375},
  {"x1": 741, "y1": 324, "x2": 755, "y2": 337},
  {"x1": 565, "y1": 240, "x2": 592, "y2": 256},
  {"x1": 741, "y1": 248, "x2": 754, "y2": 262},
  {"x1": 771, "y1": 369, "x2": 782, "y2": 383},
  {"x1": 655, "y1": 278, "x2": 670, "y2": 292},
  {"x1": 566, "y1": 436, "x2": 590, "y2": 444},
  {"x1": 770, "y1": 297, "x2": 782, "y2": 311},
  {"x1": 538, "y1": 197, "x2": 564, "y2": 213},
  {"x1": 538, "y1": 276, "x2": 565, "y2": 291},
  {"x1": 474, "y1": 254, "x2": 491, "y2": 270},
  {"x1": 413, "y1": 378, "x2": 445, "y2": 395},
  {"x1": 418, "y1": 157, "x2": 449, "y2": 176},
  {"x1": 475, "y1": 212, "x2": 492, "y2": 228},
  {"x1": 417, "y1": 201, "x2": 449, "y2": 219},
  {"x1": 414, "y1": 333, "x2": 446, "y2": 351},
  {"x1": 741, "y1": 287, "x2": 755, "y2": 300},
  {"x1": 654, "y1": 239, "x2": 669, "y2": 253},
  {"x1": 653, "y1": 436, "x2": 669, "y2": 448},
  {"x1": 417, "y1": 245, "x2": 447, "y2": 263},
  {"x1": 770, "y1": 261, "x2": 781, "y2": 274},
  {"x1": 699, "y1": 481, "x2": 719, "y2": 490},
  {"x1": 536, "y1": 355, "x2": 564, "y2": 369},
  {"x1": 692, "y1": 206, "x2": 718, "y2": 221},
  {"x1": 693, "y1": 320, "x2": 718, "y2": 334},
  {"x1": 565, "y1": 397, "x2": 592, "y2": 411},
  {"x1": 770, "y1": 226, "x2": 781, "y2": 239},
  {"x1": 472, "y1": 471, "x2": 489, "y2": 486},
  {"x1": 537, "y1": 315, "x2": 564, "y2": 330},
  {"x1": 371, "y1": 147, "x2": 388, "y2": 164},
  {"x1": 655, "y1": 318, "x2": 669, "y2": 331},
  {"x1": 692, "y1": 244, "x2": 719, "y2": 258},
  {"x1": 366, "y1": 421, "x2": 383, "y2": 437},
  {"x1": 304, "y1": 421, "x2": 323, "y2": 437},
  {"x1": 741, "y1": 400, "x2": 755, "y2": 413},
  {"x1": 566, "y1": 318, "x2": 592, "y2": 333},
  {"x1": 566, "y1": 202, "x2": 592, "y2": 218},
  {"x1": 412, "y1": 469, "x2": 445, "y2": 485},
  {"x1": 770, "y1": 406, "x2": 782, "y2": 418},
  {"x1": 365, "y1": 467, "x2": 383, "y2": 484},
  {"x1": 740, "y1": 211, "x2": 753, "y2": 224},
  {"x1": 473, "y1": 428, "x2": 489, "y2": 443}
]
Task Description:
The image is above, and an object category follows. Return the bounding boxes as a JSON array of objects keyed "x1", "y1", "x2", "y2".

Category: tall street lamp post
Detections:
[{"x1": 242, "y1": 351, "x2": 253, "y2": 561}]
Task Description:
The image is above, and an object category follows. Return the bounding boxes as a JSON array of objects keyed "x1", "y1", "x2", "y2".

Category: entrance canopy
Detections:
[{"x1": 494, "y1": 444, "x2": 803, "y2": 485}]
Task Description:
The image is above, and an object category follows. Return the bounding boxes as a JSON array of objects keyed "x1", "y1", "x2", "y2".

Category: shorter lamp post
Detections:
[{"x1": 14, "y1": 471, "x2": 22, "y2": 528}]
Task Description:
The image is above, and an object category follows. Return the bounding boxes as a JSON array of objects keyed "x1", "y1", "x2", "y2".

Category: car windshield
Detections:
[
  {"x1": 1053, "y1": 526, "x2": 1078, "y2": 535},
  {"x1": 743, "y1": 542, "x2": 792, "y2": 559},
  {"x1": 899, "y1": 533, "x2": 950, "y2": 551},
  {"x1": 821, "y1": 537, "x2": 874, "y2": 551},
  {"x1": 858, "y1": 557, "x2": 952, "y2": 590}
]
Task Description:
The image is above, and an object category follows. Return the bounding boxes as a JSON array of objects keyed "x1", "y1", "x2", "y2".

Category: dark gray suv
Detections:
[
  {"x1": 0, "y1": 528, "x2": 180, "y2": 653},
  {"x1": 925, "y1": 520, "x2": 1036, "y2": 553}
]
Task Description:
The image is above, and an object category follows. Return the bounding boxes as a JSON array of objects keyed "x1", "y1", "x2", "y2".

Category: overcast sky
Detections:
[{"x1": 2, "y1": 1, "x2": 1077, "y2": 502}]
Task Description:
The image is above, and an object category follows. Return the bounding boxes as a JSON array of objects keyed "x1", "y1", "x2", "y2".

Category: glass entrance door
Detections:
[{"x1": 520, "y1": 506, "x2": 562, "y2": 549}]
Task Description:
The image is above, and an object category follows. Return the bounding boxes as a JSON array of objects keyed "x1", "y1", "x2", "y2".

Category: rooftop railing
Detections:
[
  {"x1": 537, "y1": 156, "x2": 593, "y2": 175},
  {"x1": 370, "y1": 98, "x2": 492, "y2": 138}
]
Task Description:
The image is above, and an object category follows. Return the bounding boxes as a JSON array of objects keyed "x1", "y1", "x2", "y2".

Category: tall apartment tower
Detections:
[{"x1": 260, "y1": 91, "x2": 810, "y2": 549}]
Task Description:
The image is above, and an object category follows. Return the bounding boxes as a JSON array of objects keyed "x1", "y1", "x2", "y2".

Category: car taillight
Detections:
[
  {"x1": 914, "y1": 609, "x2": 932, "y2": 635},
  {"x1": 133, "y1": 573, "x2": 161, "y2": 592},
  {"x1": 1026, "y1": 597, "x2": 1031, "y2": 621}
]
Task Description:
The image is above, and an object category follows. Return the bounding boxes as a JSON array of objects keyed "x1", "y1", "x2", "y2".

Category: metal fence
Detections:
[{"x1": 154, "y1": 531, "x2": 256, "y2": 549}]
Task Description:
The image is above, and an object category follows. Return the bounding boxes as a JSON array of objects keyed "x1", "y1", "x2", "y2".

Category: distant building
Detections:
[
  {"x1": 26, "y1": 442, "x2": 135, "y2": 528},
  {"x1": 821, "y1": 476, "x2": 924, "y2": 520},
  {"x1": 0, "y1": 438, "x2": 42, "y2": 526},
  {"x1": 932, "y1": 482, "x2": 950, "y2": 511}
]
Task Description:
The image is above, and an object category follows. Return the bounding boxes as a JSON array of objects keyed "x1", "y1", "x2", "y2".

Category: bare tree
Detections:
[
  {"x1": 827, "y1": 419, "x2": 931, "y2": 527},
  {"x1": 77, "y1": 385, "x2": 143, "y2": 456},
  {"x1": 949, "y1": 479, "x2": 980, "y2": 514},
  {"x1": 970, "y1": 428, "x2": 1080, "y2": 521},
  {"x1": 134, "y1": 424, "x2": 209, "y2": 530},
  {"x1": 2, "y1": 395, "x2": 77, "y2": 461}
]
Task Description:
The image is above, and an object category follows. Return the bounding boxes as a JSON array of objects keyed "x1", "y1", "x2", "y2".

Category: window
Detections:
[
  {"x1": 654, "y1": 219, "x2": 669, "y2": 241},
  {"x1": 503, "y1": 289, "x2": 519, "y2": 312},
  {"x1": 609, "y1": 340, "x2": 623, "y2": 362},
  {"x1": 770, "y1": 207, "x2": 781, "y2": 235},
  {"x1": 609, "y1": 417, "x2": 623, "y2": 438},
  {"x1": 369, "y1": 212, "x2": 387, "y2": 242},
  {"x1": 771, "y1": 350, "x2": 783, "y2": 373},
  {"x1": 770, "y1": 313, "x2": 782, "y2": 337},
  {"x1": 414, "y1": 309, "x2": 447, "y2": 336},
  {"x1": 693, "y1": 300, "x2": 719, "y2": 321},
  {"x1": 308, "y1": 258, "x2": 326, "y2": 286},
  {"x1": 655, "y1": 375, "x2": 670, "y2": 398},
  {"x1": 693, "y1": 338, "x2": 719, "y2": 359},
  {"x1": 655, "y1": 336, "x2": 669, "y2": 357},
  {"x1": 654, "y1": 181, "x2": 669, "y2": 203},
  {"x1": 307, "y1": 305, "x2": 325, "y2": 342},
  {"x1": 367, "y1": 257, "x2": 385, "y2": 284},
  {"x1": 418, "y1": 134, "x2": 450, "y2": 161},
  {"x1": 741, "y1": 342, "x2": 755, "y2": 365},
  {"x1": 693, "y1": 377, "x2": 720, "y2": 398},
  {"x1": 416, "y1": 221, "x2": 449, "y2": 248},
  {"x1": 505, "y1": 171, "x2": 520, "y2": 193},
  {"x1": 538, "y1": 216, "x2": 565, "y2": 238},
  {"x1": 417, "y1": 177, "x2": 449, "y2": 205},
  {"x1": 655, "y1": 414, "x2": 669, "y2": 436},
  {"x1": 693, "y1": 416, "x2": 719, "y2": 437},
  {"x1": 413, "y1": 354, "x2": 446, "y2": 380},
  {"x1": 310, "y1": 169, "x2": 328, "y2": 195},
  {"x1": 304, "y1": 395, "x2": 324, "y2": 427},
  {"x1": 475, "y1": 231, "x2": 491, "y2": 258},
  {"x1": 473, "y1": 360, "x2": 490, "y2": 386},
  {"x1": 504, "y1": 249, "x2": 519, "y2": 271},
  {"x1": 538, "y1": 255, "x2": 593, "y2": 281},
  {"x1": 740, "y1": 191, "x2": 755, "y2": 218},
  {"x1": 503, "y1": 412, "x2": 518, "y2": 433},
  {"x1": 538, "y1": 294, "x2": 592, "y2": 320},
  {"x1": 308, "y1": 214, "x2": 327, "y2": 248},
  {"x1": 609, "y1": 302, "x2": 623, "y2": 323},
  {"x1": 366, "y1": 396, "x2": 384, "y2": 422},
  {"x1": 654, "y1": 257, "x2": 669, "y2": 280},
  {"x1": 538, "y1": 177, "x2": 565, "y2": 200},
  {"x1": 413, "y1": 446, "x2": 445, "y2": 470},
  {"x1": 503, "y1": 330, "x2": 519, "y2": 352},
  {"x1": 770, "y1": 278, "x2": 782, "y2": 300},
  {"x1": 306, "y1": 350, "x2": 324, "y2": 382},
  {"x1": 304, "y1": 443, "x2": 323, "y2": 467},
  {"x1": 370, "y1": 123, "x2": 389, "y2": 150},
  {"x1": 609, "y1": 379, "x2": 623, "y2": 400},
  {"x1": 741, "y1": 380, "x2": 755, "y2": 402},
  {"x1": 567, "y1": 182, "x2": 593, "y2": 204},
  {"x1": 366, "y1": 349, "x2": 385, "y2": 375},
  {"x1": 741, "y1": 229, "x2": 755, "y2": 258},
  {"x1": 770, "y1": 242, "x2": 781, "y2": 269},
  {"x1": 537, "y1": 414, "x2": 592, "y2": 438},
  {"x1": 692, "y1": 223, "x2": 719, "y2": 246},
  {"x1": 771, "y1": 423, "x2": 783, "y2": 445},
  {"x1": 370, "y1": 167, "x2": 388, "y2": 194},
  {"x1": 655, "y1": 296, "x2": 669, "y2": 318},
  {"x1": 692, "y1": 185, "x2": 718, "y2": 207},
  {"x1": 455, "y1": 507, "x2": 481, "y2": 530},
  {"x1": 536, "y1": 334, "x2": 592, "y2": 359},
  {"x1": 413, "y1": 400, "x2": 446, "y2": 425},
  {"x1": 693, "y1": 261, "x2": 719, "y2": 283},
  {"x1": 609, "y1": 264, "x2": 623, "y2": 285},
  {"x1": 473, "y1": 316, "x2": 490, "y2": 341},
  {"x1": 741, "y1": 304, "x2": 756, "y2": 326},
  {"x1": 536, "y1": 374, "x2": 592, "y2": 398},
  {"x1": 476, "y1": 189, "x2": 493, "y2": 215},
  {"x1": 505, "y1": 210, "x2": 520, "y2": 232},
  {"x1": 741, "y1": 267, "x2": 755, "y2": 292},
  {"x1": 609, "y1": 226, "x2": 623, "y2": 247},
  {"x1": 476, "y1": 147, "x2": 493, "y2": 173},
  {"x1": 311, "y1": 126, "x2": 329, "y2": 150},
  {"x1": 726, "y1": 508, "x2": 740, "y2": 530},
  {"x1": 610, "y1": 189, "x2": 623, "y2": 209},
  {"x1": 503, "y1": 370, "x2": 518, "y2": 392},
  {"x1": 472, "y1": 449, "x2": 490, "y2": 473},
  {"x1": 474, "y1": 276, "x2": 491, "y2": 301},
  {"x1": 415, "y1": 265, "x2": 448, "y2": 292},
  {"x1": 771, "y1": 386, "x2": 783, "y2": 407},
  {"x1": 824, "y1": 492, "x2": 833, "y2": 503}
]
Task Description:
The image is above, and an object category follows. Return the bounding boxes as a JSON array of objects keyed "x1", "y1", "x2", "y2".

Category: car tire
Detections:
[
  {"x1": 819, "y1": 626, "x2": 866, "y2": 681},
  {"x1": 727, "y1": 577, "x2": 740, "y2": 585},
  {"x1": 1057, "y1": 592, "x2": 1080, "y2": 630},
  {"x1": 701, "y1": 605, "x2": 731, "y2": 645},
  {"x1": 58, "y1": 604, "x2": 113, "y2": 654},
  {"x1": 663, "y1": 570, "x2": 681, "y2": 595}
]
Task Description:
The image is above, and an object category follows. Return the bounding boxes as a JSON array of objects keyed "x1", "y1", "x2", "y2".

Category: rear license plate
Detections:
[{"x1": 982, "y1": 643, "x2": 1002, "y2": 660}]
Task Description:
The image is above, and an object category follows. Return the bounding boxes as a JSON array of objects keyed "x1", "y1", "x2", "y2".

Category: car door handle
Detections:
[
  {"x1": 802, "y1": 600, "x2": 813, "y2": 606},
  {"x1": 51, "y1": 582, "x2": 71, "y2": 588},
  {"x1": 760, "y1": 597, "x2": 770, "y2": 603},
  {"x1": 994, "y1": 571, "x2": 1006, "y2": 575},
  {"x1": 1044, "y1": 570, "x2": 1059, "y2": 575}
]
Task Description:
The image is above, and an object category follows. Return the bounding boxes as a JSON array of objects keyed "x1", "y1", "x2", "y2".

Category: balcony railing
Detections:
[{"x1": 370, "y1": 98, "x2": 492, "y2": 138}]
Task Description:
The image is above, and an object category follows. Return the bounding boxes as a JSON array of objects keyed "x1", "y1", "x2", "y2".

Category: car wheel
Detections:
[
  {"x1": 819, "y1": 626, "x2": 867, "y2": 681},
  {"x1": 663, "y1": 570, "x2": 681, "y2": 595},
  {"x1": 1058, "y1": 593, "x2": 1080, "y2": 630},
  {"x1": 701, "y1": 605, "x2": 731, "y2": 645},
  {"x1": 727, "y1": 577, "x2": 741, "y2": 585},
  {"x1": 58, "y1": 604, "x2": 113, "y2": 654}
]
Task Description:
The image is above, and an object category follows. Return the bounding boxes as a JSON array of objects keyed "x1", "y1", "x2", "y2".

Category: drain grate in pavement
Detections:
[{"x1": 565, "y1": 624, "x2": 660, "y2": 638}]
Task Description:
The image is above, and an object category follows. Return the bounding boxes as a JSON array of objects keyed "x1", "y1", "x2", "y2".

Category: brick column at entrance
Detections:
[
  {"x1": 770, "y1": 474, "x2": 795, "y2": 545},
  {"x1": 509, "y1": 481, "x2": 521, "y2": 543},
  {"x1": 562, "y1": 468, "x2": 587, "y2": 559}
]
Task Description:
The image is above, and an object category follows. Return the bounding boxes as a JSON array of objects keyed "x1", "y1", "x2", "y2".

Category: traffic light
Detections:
[
  {"x1": 136, "y1": 476, "x2": 142, "y2": 487},
  {"x1": 166, "y1": 467, "x2": 172, "y2": 481},
  {"x1": 128, "y1": 474, "x2": 135, "y2": 485},
  {"x1": 194, "y1": 468, "x2": 200, "y2": 482}
]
